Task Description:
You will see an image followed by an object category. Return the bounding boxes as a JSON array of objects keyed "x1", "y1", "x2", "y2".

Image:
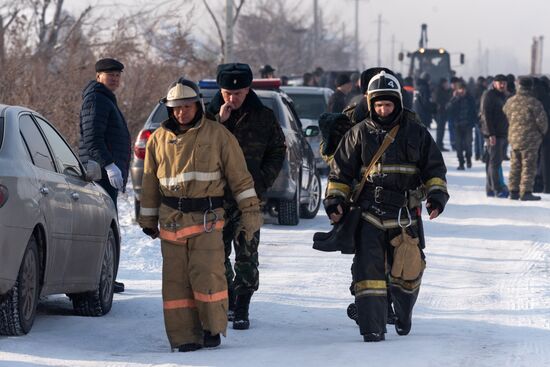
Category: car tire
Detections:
[
  {"x1": 278, "y1": 181, "x2": 300, "y2": 226},
  {"x1": 134, "y1": 198, "x2": 140, "y2": 220},
  {"x1": 0, "y1": 235, "x2": 40, "y2": 336},
  {"x1": 71, "y1": 228, "x2": 115, "y2": 317},
  {"x1": 300, "y1": 172, "x2": 321, "y2": 219}
]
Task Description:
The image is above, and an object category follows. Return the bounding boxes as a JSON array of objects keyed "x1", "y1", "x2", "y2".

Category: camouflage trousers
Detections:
[
  {"x1": 509, "y1": 148, "x2": 539, "y2": 195},
  {"x1": 223, "y1": 205, "x2": 260, "y2": 296}
]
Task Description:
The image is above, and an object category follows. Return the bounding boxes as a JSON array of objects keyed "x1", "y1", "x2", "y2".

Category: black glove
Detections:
[
  {"x1": 323, "y1": 196, "x2": 348, "y2": 217},
  {"x1": 142, "y1": 227, "x2": 159, "y2": 239},
  {"x1": 426, "y1": 199, "x2": 442, "y2": 216}
]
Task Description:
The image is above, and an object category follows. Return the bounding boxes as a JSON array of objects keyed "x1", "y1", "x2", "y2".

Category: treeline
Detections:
[{"x1": 0, "y1": 0, "x2": 354, "y2": 147}]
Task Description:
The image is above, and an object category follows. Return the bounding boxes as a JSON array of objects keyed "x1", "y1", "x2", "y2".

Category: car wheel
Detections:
[
  {"x1": 278, "y1": 181, "x2": 300, "y2": 226},
  {"x1": 0, "y1": 235, "x2": 40, "y2": 336},
  {"x1": 300, "y1": 172, "x2": 321, "y2": 219},
  {"x1": 71, "y1": 228, "x2": 115, "y2": 316},
  {"x1": 134, "y1": 198, "x2": 140, "y2": 220}
]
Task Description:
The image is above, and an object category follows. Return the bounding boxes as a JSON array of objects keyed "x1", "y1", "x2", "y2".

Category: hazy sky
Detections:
[{"x1": 64, "y1": 0, "x2": 549, "y2": 78}]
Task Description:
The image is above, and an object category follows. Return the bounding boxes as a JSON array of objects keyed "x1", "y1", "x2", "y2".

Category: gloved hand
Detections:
[
  {"x1": 236, "y1": 199, "x2": 263, "y2": 242},
  {"x1": 426, "y1": 199, "x2": 442, "y2": 219},
  {"x1": 105, "y1": 163, "x2": 124, "y2": 190},
  {"x1": 323, "y1": 196, "x2": 348, "y2": 217},
  {"x1": 142, "y1": 227, "x2": 159, "y2": 239}
]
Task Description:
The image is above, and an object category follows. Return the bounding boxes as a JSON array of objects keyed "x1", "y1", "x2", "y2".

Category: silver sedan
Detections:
[{"x1": 0, "y1": 104, "x2": 120, "y2": 336}]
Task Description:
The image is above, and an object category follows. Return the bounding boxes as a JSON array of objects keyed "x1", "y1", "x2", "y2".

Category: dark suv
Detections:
[{"x1": 131, "y1": 79, "x2": 321, "y2": 225}]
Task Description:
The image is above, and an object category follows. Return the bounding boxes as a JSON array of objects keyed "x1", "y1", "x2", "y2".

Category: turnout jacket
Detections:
[
  {"x1": 138, "y1": 116, "x2": 259, "y2": 243},
  {"x1": 326, "y1": 112, "x2": 449, "y2": 220},
  {"x1": 207, "y1": 90, "x2": 286, "y2": 199}
]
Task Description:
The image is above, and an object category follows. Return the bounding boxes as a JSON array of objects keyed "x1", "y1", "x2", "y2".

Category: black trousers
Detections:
[
  {"x1": 454, "y1": 123, "x2": 473, "y2": 165},
  {"x1": 353, "y1": 220, "x2": 422, "y2": 335},
  {"x1": 485, "y1": 137, "x2": 507, "y2": 193}
]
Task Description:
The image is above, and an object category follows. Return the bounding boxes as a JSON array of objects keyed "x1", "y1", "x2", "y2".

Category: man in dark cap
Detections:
[
  {"x1": 79, "y1": 57, "x2": 130, "y2": 293},
  {"x1": 328, "y1": 73, "x2": 353, "y2": 113},
  {"x1": 480, "y1": 74, "x2": 510, "y2": 197},
  {"x1": 260, "y1": 64, "x2": 276, "y2": 78},
  {"x1": 206, "y1": 63, "x2": 286, "y2": 330}
]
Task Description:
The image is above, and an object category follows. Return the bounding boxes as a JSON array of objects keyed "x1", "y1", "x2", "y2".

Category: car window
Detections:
[
  {"x1": 286, "y1": 93, "x2": 328, "y2": 120},
  {"x1": 281, "y1": 100, "x2": 301, "y2": 133},
  {"x1": 19, "y1": 114, "x2": 56, "y2": 172},
  {"x1": 34, "y1": 116, "x2": 83, "y2": 177},
  {"x1": 149, "y1": 103, "x2": 169, "y2": 128}
]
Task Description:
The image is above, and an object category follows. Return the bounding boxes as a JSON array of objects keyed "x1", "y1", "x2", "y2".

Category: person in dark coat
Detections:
[
  {"x1": 328, "y1": 73, "x2": 353, "y2": 113},
  {"x1": 446, "y1": 80, "x2": 477, "y2": 169},
  {"x1": 207, "y1": 63, "x2": 286, "y2": 330},
  {"x1": 433, "y1": 78, "x2": 452, "y2": 151},
  {"x1": 473, "y1": 76, "x2": 488, "y2": 160},
  {"x1": 534, "y1": 77, "x2": 550, "y2": 193},
  {"x1": 79, "y1": 57, "x2": 131, "y2": 293},
  {"x1": 324, "y1": 70, "x2": 449, "y2": 342},
  {"x1": 412, "y1": 73, "x2": 434, "y2": 128},
  {"x1": 480, "y1": 74, "x2": 510, "y2": 197}
]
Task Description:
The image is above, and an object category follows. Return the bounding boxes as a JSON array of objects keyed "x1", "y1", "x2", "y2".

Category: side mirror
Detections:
[
  {"x1": 303, "y1": 125, "x2": 320, "y2": 137},
  {"x1": 460, "y1": 53, "x2": 465, "y2": 64},
  {"x1": 398, "y1": 52, "x2": 404, "y2": 62},
  {"x1": 85, "y1": 160, "x2": 102, "y2": 182}
]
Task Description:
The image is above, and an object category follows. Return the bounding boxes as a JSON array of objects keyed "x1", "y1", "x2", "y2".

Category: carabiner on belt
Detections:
[
  {"x1": 397, "y1": 206, "x2": 412, "y2": 228},
  {"x1": 203, "y1": 197, "x2": 218, "y2": 233}
]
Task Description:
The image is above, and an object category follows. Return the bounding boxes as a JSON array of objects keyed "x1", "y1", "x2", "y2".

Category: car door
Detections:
[
  {"x1": 18, "y1": 114, "x2": 72, "y2": 289},
  {"x1": 33, "y1": 116, "x2": 106, "y2": 288}
]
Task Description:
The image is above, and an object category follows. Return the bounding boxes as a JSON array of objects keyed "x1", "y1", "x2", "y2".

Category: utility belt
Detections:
[
  {"x1": 361, "y1": 186, "x2": 425, "y2": 209},
  {"x1": 161, "y1": 196, "x2": 224, "y2": 213}
]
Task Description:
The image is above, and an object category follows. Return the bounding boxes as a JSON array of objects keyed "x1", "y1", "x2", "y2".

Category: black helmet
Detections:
[
  {"x1": 366, "y1": 71, "x2": 403, "y2": 111},
  {"x1": 164, "y1": 79, "x2": 202, "y2": 109}
]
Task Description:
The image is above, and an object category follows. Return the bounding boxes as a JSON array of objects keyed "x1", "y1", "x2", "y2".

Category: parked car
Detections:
[
  {"x1": 131, "y1": 79, "x2": 322, "y2": 225},
  {"x1": 281, "y1": 86, "x2": 333, "y2": 174},
  {"x1": 0, "y1": 105, "x2": 120, "y2": 336}
]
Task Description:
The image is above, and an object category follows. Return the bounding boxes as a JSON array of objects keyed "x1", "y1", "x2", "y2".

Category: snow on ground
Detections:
[{"x1": 1, "y1": 145, "x2": 550, "y2": 367}]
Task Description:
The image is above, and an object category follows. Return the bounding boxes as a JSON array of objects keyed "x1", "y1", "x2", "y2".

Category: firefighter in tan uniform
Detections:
[{"x1": 138, "y1": 79, "x2": 262, "y2": 352}]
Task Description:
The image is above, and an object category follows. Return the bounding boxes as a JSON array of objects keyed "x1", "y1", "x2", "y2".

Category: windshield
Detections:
[{"x1": 285, "y1": 93, "x2": 327, "y2": 120}]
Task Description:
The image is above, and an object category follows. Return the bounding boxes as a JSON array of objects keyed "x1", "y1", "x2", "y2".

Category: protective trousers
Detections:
[
  {"x1": 353, "y1": 220, "x2": 422, "y2": 336},
  {"x1": 223, "y1": 204, "x2": 260, "y2": 295},
  {"x1": 509, "y1": 148, "x2": 539, "y2": 195},
  {"x1": 161, "y1": 231, "x2": 228, "y2": 348}
]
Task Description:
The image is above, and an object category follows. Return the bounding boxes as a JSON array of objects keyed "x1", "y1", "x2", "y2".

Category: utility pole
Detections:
[
  {"x1": 391, "y1": 34, "x2": 395, "y2": 70},
  {"x1": 376, "y1": 13, "x2": 382, "y2": 66},
  {"x1": 538, "y1": 36, "x2": 544, "y2": 74},
  {"x1": 225, "y1": 0, "x2": 234, "y2": 63},
  {"x1": 313, "y1": 0, "x2": 319, "y2": 61}
]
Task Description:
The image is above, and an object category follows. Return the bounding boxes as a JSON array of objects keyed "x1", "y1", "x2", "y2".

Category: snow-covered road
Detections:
[{"x1": 1, "y1": 150, "x2": 549, "y2": 367}]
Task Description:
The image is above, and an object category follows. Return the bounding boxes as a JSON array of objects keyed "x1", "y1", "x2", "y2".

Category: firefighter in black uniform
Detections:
[{"x1": 324, "y1": 70, "x2": 449, "y2": 342}]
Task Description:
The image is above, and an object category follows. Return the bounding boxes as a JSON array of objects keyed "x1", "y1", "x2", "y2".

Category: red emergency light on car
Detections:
[{"x1": 251, "y1": 78, "x2": 281, "y2": 90}]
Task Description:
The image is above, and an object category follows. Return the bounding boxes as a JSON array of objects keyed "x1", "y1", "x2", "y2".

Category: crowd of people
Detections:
[{"x1": 325, "y1": 68, "x2": 550, "y2": 201}]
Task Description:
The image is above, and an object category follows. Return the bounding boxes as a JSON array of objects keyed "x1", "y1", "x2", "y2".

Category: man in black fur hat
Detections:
[{"x1": 207, "y1": 63, "x2": 286, "y2": 330}]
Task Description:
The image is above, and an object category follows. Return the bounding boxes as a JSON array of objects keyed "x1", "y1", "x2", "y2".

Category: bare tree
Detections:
[{"x1": 202, "y1": 0, "x2": 245, "y2": 62}]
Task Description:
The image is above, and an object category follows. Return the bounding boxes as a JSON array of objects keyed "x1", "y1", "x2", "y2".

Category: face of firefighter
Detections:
[
  {"x1": 373, "y1": 100, "x2": 395, "y2": 117},
  {"x1": 493, "y1": 80, "x2": 507, "y2": 93},
  {"x1": 96, "y1": 71, "x2": 121, "y2": 92},
  {"x1": 172, "y1": 101, "x2": 198, "y2": 125},
  {"x1": 221, "y1": 87, "x2": 250, "y2": 110}
]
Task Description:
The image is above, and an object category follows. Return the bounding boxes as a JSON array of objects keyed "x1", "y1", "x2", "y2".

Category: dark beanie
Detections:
[
  {"x1": 493, "y1": 74, "x2": 507, "y2": 82},
  {"x1": 335, "y1": 73, "x2": 351, "y2": 87},
  {"x1": 216, "y1": 63, "x2": 253, "y2": 90},
  {"x1": 360, "y1": 67, "x2": 394, "y2": 94},
  {"x1": 95, "y1": 58, "x2": 124, "y2": 72},
  {"x1": 518, "y1": 76, "x2": 533, "y2": 89}
]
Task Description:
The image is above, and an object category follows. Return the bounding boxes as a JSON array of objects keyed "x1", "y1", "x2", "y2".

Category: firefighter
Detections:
[
  {"x1": 324, "y1": 70, "x2": 449, "y2": 342},
  {"x1": 138, "y1": 79, "x2": 262, "y2": 352}
]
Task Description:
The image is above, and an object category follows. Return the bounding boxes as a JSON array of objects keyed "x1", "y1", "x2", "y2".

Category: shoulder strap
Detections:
[{"x1": 351, "y1": 124, "x2": 400, "y2": 203}]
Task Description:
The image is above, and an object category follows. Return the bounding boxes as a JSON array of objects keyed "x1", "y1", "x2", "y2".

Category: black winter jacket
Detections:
[
  {"x1": 327, "y1": 112, "x2": 449, "y2": 219},
  {"x1": 79, "y1": 81, "x2": 131, "y2": 184},
  {"x1": 446, "y1": 93, "x2": 477, "y2": 128},
  {"x1": 207, "y1": 89, "x2": 286, "y2": 199},
  {"x1": 480, "y1": 88, "x2": 509, "y2": 138}
]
